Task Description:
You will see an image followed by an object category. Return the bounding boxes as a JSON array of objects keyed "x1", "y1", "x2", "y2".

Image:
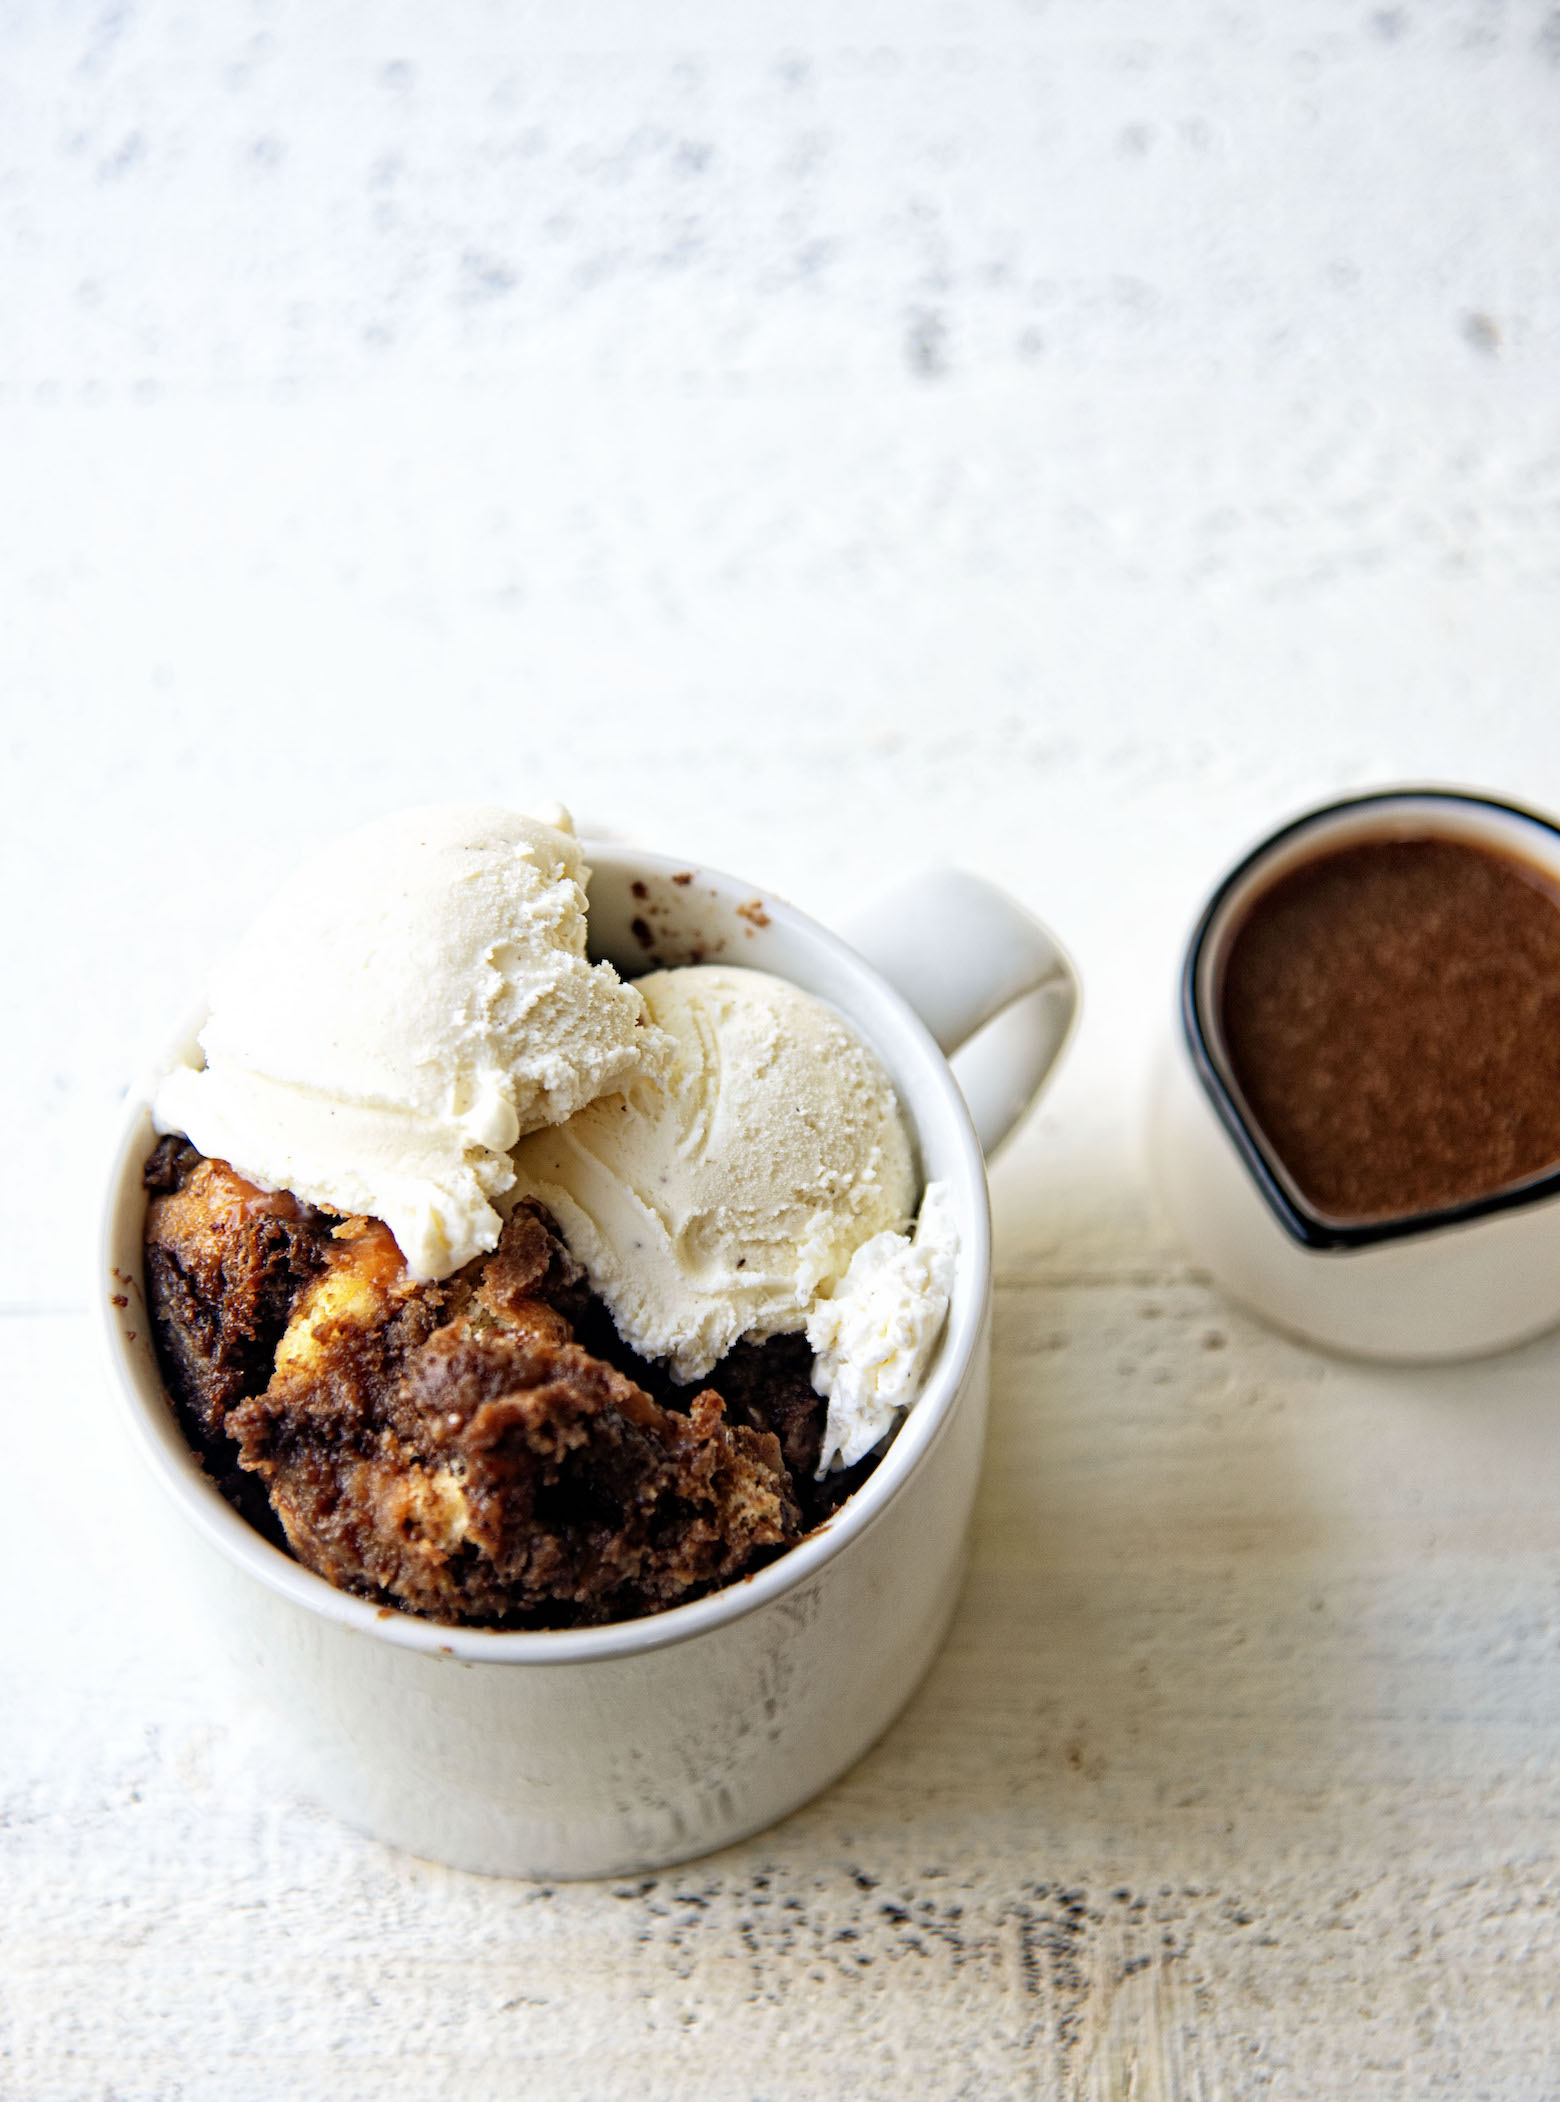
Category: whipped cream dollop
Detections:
[
  {"x1": 807, "y1": 1181, "x2": 959, "y2": 1473},
  {"x1": 153, "y1": 804, "x2": 671, "y2": 1279}
]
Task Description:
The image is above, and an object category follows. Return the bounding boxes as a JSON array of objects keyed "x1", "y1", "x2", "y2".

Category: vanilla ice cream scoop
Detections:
[
  {"x1": 512, "y1": 965, "x2": 917, "y2": 1380},
  {"x1": 153, "y1": 805, "x2": 671, "y2": 1279}
]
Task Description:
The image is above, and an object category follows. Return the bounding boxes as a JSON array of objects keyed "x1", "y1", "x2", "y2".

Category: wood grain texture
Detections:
[
  {"x1": 11, "y1": 1238, "x2": 1560, "y2": 2097},
  {"x1": 5, "y1": 1, "x2": 1560, "y2": 2094}
]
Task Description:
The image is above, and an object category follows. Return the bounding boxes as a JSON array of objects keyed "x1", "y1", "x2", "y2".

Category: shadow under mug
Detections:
[
  {"x1": 1150, "y1": 787, "x2": 1560, "y2": 1363},
  {"x1": 97, "y1": 849, "x2": 1077, "y2": 1880}
]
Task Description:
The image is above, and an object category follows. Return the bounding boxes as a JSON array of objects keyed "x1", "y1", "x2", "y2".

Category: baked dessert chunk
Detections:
[{"x1": 143, "y1": 1141, "x2": 804, "y2": 1628}]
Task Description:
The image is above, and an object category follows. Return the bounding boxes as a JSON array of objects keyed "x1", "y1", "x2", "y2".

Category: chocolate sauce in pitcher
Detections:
[{"x1": 1219, "y1": 834, "x2": 1560, "y2": 1222}]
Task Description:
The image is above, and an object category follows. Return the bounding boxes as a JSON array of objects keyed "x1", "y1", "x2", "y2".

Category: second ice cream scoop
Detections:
[{"x1": 511, "y1": 964, "x2": 916, "y2": 1381}]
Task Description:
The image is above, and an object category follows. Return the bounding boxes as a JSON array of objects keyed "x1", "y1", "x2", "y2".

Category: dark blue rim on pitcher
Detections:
[{"x1": 1180, "y1": 787, "x2": 1560, "y2": 1252}]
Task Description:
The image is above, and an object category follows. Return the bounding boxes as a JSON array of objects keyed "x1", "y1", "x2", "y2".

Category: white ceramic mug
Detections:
[
  {"x1": 97, "y1": 849, "x2": 1078, "y2": 1880},
  {"x1": 1150, "y1": 787, "x2": 1560, "y2": 1362}
]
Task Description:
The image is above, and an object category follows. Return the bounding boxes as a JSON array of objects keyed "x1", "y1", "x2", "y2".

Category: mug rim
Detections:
[
  {"x1": 97, "y1": 840, "x2": 993, "y2": 1667},
  {"x1": 1181, "y1": 784, "x2": 1560, "y2": 1253}
]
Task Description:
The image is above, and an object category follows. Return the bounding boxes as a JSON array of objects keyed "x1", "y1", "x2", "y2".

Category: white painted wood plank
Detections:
[
  {"x1": 9, "y1": 1267, "x2": 1560, "y2": 2096},
  {"x1": 6, "y1": 2, "x2": 1560, "y2": 2092}
]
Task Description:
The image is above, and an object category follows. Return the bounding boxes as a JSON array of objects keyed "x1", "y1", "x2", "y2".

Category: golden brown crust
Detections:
[{"x1": 142, "y1": 1140, "x2": 329, "y2": 1441}]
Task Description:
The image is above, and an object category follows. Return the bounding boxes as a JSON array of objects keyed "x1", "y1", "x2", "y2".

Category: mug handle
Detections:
[{"x1": 839, "y1": 869, "x2": 1080, "y2": 1158}]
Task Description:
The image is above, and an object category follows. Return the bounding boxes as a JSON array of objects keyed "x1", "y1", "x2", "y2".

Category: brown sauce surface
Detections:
[{"x1": 1218, "y1": 834, "x2": 1560, "y2": 1222}]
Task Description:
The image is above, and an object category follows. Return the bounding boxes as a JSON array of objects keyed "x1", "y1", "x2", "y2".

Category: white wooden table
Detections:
[{"x1": 6, "y1": 6, "x2": 1560, "y2": 2095}]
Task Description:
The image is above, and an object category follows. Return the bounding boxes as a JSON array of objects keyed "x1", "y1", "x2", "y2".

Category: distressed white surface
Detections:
[{"x1": 5, "y1": 2, "x2": 1560, "y2": 2095}]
